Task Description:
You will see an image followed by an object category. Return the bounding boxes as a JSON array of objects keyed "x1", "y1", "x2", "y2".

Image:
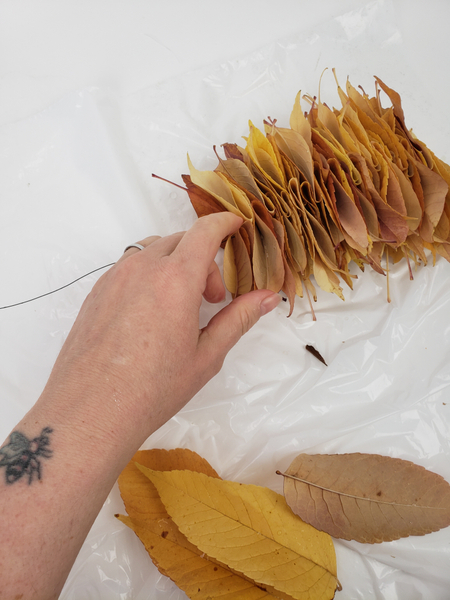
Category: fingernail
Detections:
[{"x1": 260, "y1": 293, "x2": 281, "y2": 316}]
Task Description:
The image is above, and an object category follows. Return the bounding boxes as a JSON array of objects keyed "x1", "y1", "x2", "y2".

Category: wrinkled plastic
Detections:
[{"x1": 1, "y1": 0, "x2": 450, "y2": 598}]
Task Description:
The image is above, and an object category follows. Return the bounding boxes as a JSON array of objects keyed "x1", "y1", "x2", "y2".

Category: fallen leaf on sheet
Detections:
[
  {"x1": 279, "y1": 453, "x2": 450, "y2": 543},
  {"x1": 117, "y1": 448, "x2": 219, "y2": 521},
  {"x1": 119, "y1": 515, "x2": 285, "y2": 600},
  {"x1": 169, "y1": 73, "x2": 450, "y2": 317},
  {"x1": 305, "y1": 344, "x2": 327, "y2": 366},
  {"x1": 139, "y1": 466, "x2": 338, "y2": 600},
  {"x1": 117, "y1": 449, "x2": 285, "y2": 599}
]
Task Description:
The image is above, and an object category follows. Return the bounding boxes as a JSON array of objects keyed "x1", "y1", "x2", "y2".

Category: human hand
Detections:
[
  {"x1": 44, "y1": 213, "x2": 281, "y2": 442},
  {"x1": 0, "y1": 213, "x2": 281, "y2": 600}
]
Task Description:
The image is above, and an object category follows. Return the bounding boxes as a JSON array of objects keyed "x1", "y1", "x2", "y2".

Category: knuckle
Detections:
[{"x1": 238, "y1": 303, "x2": 259, "y2": 336}]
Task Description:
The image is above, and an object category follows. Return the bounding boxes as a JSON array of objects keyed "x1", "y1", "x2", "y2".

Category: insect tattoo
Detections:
[{"x1": 0, "y1": 427, "x2": 53, "y2": 484}]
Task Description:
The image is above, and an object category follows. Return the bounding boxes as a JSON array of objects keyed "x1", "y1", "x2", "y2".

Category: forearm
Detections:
[{"x1": 0, "y1": 378, "x2": 151, "y2": 600}]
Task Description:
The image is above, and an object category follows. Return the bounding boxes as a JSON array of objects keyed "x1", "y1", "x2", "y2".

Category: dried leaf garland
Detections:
[
  {"x1": 279, "y1": 453, "x2": 450, "y2": 543},
  {"x1": 178, "y1": 74, "x2": 450, "y2": 316},
  {"x1": 117, "y1": 449, "x2": 338, "y2": 600}
]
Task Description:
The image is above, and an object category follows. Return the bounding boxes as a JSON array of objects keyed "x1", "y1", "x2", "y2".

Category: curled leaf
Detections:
[
  {"x1": 252, "y1": 213, "x2": 285, "y2": 292},
  {"x1": 224, "y1": 231, "x2": 253, "y2": 297}
]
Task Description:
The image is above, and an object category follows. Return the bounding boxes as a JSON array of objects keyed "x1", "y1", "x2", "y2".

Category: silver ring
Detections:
[{"x1": 123, "y1": 243, "x2": 145, "y2": 253}]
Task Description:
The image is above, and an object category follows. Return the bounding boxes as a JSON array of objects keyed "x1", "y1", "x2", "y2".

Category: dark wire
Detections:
[{"x1": 0, "y1": 263, "x2": 115, "y2": 310}]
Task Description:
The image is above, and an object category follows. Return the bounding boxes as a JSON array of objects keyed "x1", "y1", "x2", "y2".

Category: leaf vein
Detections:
[{"x1": 282, "y1": 471, "x2": 446, "y2": 510}]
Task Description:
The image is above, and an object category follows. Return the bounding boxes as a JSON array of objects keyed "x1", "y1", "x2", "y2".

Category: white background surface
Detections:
[{"x1": 1, "y1": 1, "x2": 450, "y2": 598}]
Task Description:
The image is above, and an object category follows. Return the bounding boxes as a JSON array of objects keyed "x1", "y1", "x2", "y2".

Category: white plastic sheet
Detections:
[{"x1": 1, "y1": 1, "x2": 450, "y2": 598}]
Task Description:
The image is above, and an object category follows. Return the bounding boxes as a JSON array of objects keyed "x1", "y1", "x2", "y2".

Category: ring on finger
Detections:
[{"x1": 123, "y1": 243, "x2": 145, "y2": 253}]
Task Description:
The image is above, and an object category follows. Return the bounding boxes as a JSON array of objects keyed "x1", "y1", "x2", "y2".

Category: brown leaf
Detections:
[
  {"x1": 270, "y1": 217, "x2": 295, "y2": 315},
  {"x1": 345, "y1": 79, "x2": 409, "y2": 171},
  {"x1": 390, "y1": 162, "x2": 422, "y2": 232},
  {"x1": 305, "y1": 345, "x2": 327, "y2": 366},
  {"x1": 182, "y1": 175, "x2": 226, "y2": 218},
  {"x1": 326, "y1": 168, "x2": 369, "y2": 253},
  {"x1": 373, "y1": 76, "x2": 406, "y2": 126},
  {"x1": 415, "y1": 159, "x2": 449, "y2": 241},
  {"x1": 216, "y1": 157, "x2": 265, "y2": 203},
  {"x1": 270, "y1": 126, "x2": 315, "y2": 190},
  {"x1": 187, "y1": 155, "x2": 248, "y2": 219},
  {"x1": 282, "y1": 215, "x2": 308, "y2": 274},
  {"x1": 224, "y1": 230, "x2": 253, "y2": 297},
  {"x1": 355, "y1": 158, "x2": 408, "y2": 244},
  {"x1": 280, "y1": 453, "x2": 450, "y2": 543}
]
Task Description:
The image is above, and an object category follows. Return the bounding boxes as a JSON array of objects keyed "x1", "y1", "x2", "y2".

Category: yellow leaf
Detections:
[
  {"x1": 246, "y1": 121, "x2": 285, "y2": 187},
  {"x1": 289, "y1": 91, "x2": 313, "y2": 154},
  {"x1": 216, "y1": 171, "x2": 255, "y2": 221},
  {"x1": 312, "y1": 254, "x2": 344, "y2": 300},
  {"x1": 270, "y1": 126, "x2": 315, "y2": 190},
  {"x1": 118, "y1": 448, "x2": 219, "y2": 527},
  {"x1": 253, "y1": 213, "x2": 285, "y2": 292},
  {"x1": 224, "y1": 231, "x2": 253, "y2": 296},
  {"x1": 117, "y1": 449, "x2": 281, "y2": 600},
  {"x1": 118, "y1": 515, "x2": 281, "y2": 599},
  {"x1": 188, "y1": 154, "x2": 247, "y2": 220},
  {"x1": 283, "y1": 215, "x2": 308, "y2": 274},
  {"x1": 139, "y1": 466, "x2": 338, "y2": 600}
]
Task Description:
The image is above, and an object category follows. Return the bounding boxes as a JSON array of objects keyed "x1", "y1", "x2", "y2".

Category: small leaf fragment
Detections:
[{"x1": 305, "y1": 345, "x2": 327, "y2": 366}]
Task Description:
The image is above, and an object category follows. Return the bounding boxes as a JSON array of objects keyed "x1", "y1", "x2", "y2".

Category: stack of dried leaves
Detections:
[
  {"x1": 117, "y1": 448, "x2": 450, "y2": 599},
  {"x1": 175, "y1": 74, "x2": 450, "y2": 317}
]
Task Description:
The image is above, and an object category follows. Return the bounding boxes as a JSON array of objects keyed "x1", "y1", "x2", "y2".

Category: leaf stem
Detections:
[
  {"x1": 303, "y1": 281, "x2": 316, "y2": 321},
  {"x1": 405, "y1": 250, "x2": 414, "y2": 280},
  {"x1": 385, "y1": 246, "x2": 391, "y2": 303},
  {"x1": 152, "y1": 173, "x2": 187, "y2": 191}
]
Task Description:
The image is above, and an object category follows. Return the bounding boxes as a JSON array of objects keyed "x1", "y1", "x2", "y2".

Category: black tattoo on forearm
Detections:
[{"x1": 0, "y1": 427, "x2": 53, "y2": 484}]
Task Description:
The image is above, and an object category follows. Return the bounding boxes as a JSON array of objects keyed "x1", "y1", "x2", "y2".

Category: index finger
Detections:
[{"x1": 173, "y1": 213, "x2": 243, "y2": 275}]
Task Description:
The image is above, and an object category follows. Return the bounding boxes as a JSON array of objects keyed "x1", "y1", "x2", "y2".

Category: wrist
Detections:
[{"x1": 34, "y1": 364, "x2": 148, "y2": 469}]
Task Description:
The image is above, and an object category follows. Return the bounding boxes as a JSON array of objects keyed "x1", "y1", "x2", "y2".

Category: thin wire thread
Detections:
[{"x1": 0, "y1": 263, "x2": 115, "y2": 310}]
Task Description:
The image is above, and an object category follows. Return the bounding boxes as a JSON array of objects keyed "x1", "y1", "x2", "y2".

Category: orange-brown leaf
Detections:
[{"x1": 182, "y1": 174, "x2": 226, "y2": 218}]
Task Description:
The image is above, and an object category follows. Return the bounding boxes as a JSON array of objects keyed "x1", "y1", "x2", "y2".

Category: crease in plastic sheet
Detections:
[{"x1": 1, "y1": 1, "x2": 450, "y2": 598}]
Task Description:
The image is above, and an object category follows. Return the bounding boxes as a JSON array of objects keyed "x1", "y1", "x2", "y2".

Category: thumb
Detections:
[{"x1": 198, "y1": 289, "x2": 281, "y2": 370}]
